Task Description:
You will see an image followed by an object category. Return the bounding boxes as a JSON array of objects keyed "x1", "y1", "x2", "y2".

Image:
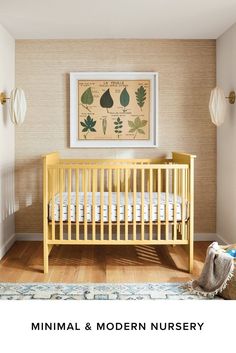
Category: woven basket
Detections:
[{"x1": 219, "y1": 245, "x2": 236, "y2": 300}]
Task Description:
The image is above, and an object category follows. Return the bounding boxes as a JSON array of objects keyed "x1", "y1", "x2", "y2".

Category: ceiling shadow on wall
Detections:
[{"x1": 0, "y1": 164, "x2": 15, "y2": 223}]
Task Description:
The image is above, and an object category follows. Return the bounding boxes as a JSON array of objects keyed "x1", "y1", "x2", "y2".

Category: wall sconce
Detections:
[
  {"x1": 209, "y1": 87, "x2": 235, "y2": 126},
  {"x1": 0, "y1": 88, "x2": 27, "y2": 125}
]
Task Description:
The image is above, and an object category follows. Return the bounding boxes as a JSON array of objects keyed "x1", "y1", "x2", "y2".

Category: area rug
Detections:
[{"x1": 0, "y1": 282, "x2": 222, "y2": 300}]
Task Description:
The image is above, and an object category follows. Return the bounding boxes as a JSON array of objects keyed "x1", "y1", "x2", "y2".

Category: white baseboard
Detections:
[
  {"x1": 194, "y1": 233, "x2": 228, "y2": 244},
  {"x1": 195, "y1": 233, "x2": 219, "y2": 242},
  {"x1": 213, "y1": 233, "x2": 228, "y2": 245},
  {"x1": 16, "y1": 233, "x2": 43, "y2": 241},
  {"x1": 0, "y1": 232, "x2": 226, "y2": 259},
  {"x1": 15, "y1": 232, "x2": 224, "y2": 243},
  {"x1": 0, "y1": 233, "x2": 16, "y2": 260}
]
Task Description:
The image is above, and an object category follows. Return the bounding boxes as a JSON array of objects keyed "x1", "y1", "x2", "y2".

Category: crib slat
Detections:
[
  {"x1": 108, "y1": 168, "x2": 112, "y2": 241},
  {"x1": 133, "y1": 168, "x2": 137, "y2": 241},
  {"x1": 125, "y1": 168, "x2": 128, "y2": 241},
  {"x1": 149, "y1": 168, "x2": 153, "y2": 241},
  {"x1": 51, "y1": 168, "x2": 55, "y2": 241},
  {"x1": 181, "y1": 168, "x2": 186, "y2": 240},
  {"x1": 116, "y1": 169, "x2": 120, "y2": 241},
  {"x1": 59, "y1": 168, "x2": 64, "y2": 241},
  {"x1": 157, "y1": 169, "x2": 161, "y2": 240},
  {"x1": 76, "y1": 169, "x2": 79, "y2": 241},
  {"x1": 82, "y1": 168, "x2": 85, "y2": 193},
  {"x1": 173, "y1": 168, "x2": 177, "y2": 242},
  {"x1": 146, "y1": 169, "x2": 150, "y2": 194},
  {"x1": 83, "y1": 169, "x2": 87, "y2": 241},
  {"x1": 121, "y1": 169, "x2": 124, "y2": 192},
  {"x1": 165, "y1": 169, "x2": 169, "y2": 240},
  {"x1": 92, "y1": 169, "x2": 96, "y2": 241},
  {"x1": 100, "y1": 169, "x2": 104, "y2": 241},
  {"x1": 141, "y1": 168, "x2": 145, "y2": 241},
  {"x1": 68, "y1": 168, "x2": 72, "y2": 241},
  {"x1": 178, "y1": 169, "x2": 181, "y2": 196},
  {"x1": 88, "y1": 169, "x2": 91, "y2": 192}
]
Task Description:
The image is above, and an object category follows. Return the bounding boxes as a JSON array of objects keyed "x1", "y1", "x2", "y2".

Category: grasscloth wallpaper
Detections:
[{"x1": 15, "y1": 39, "x2": 216, "y2": 234}]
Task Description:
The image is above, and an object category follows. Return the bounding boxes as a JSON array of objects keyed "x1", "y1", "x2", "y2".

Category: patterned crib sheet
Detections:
[{"x1": 49, "y1": 192, "x2": 187, "y2": 222}]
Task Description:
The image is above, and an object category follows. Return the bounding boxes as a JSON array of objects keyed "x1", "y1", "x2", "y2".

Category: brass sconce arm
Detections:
[
  {"x1": 225, "y1": 91, "x2": 235, "y2": 104},
  {"x1": 0, "y1": 92, "x2": 10, "y2": 105}
]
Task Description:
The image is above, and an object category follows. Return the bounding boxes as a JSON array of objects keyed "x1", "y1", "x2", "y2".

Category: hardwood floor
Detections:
[{"x1": 0, "y1": 241, "x2": 209, "y2": 283}]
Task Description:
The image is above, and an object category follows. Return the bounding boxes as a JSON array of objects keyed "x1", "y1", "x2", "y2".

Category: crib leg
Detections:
[
  {"x1": 43, "y1": 243, "x2": 49, "y2": 274},
  {"x1": 43, "y1": 244, "x2": 54, "y2": 273},
  {"x1": 188, "y1": 241, "x2": 194, "y2": 274}
]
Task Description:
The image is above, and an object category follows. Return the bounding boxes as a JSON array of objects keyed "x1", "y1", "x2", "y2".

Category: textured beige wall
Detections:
[{"x1": 15, "y1": 39, "x2": 216, "y2": 234}]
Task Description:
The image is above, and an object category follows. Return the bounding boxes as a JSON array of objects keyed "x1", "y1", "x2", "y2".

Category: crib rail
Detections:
[{"x1": 43, "y1": 152, "x2": 196, "y2": 274}]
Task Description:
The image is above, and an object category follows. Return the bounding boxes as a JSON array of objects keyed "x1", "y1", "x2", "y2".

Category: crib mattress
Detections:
[{"x1": 49, "y1": 192, "x2": 186, "y2": 222}]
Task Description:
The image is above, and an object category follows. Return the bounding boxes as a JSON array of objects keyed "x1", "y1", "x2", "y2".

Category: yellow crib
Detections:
[{"x1": 43, "y1": 152, "x2": 196, "y2": 274}]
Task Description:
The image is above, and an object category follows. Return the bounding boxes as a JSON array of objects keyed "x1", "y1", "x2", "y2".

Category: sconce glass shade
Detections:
[
  {"x1": 9, "y1": 88, "x2": 27, "y2": 125},
  {"x1": 209, "y1": 87, "x2": 227, "y2": 126}
]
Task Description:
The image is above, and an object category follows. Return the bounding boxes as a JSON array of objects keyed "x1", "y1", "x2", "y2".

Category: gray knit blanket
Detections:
[{"x1": 189, "y1": 242, "x2": 234, "y2": 297}]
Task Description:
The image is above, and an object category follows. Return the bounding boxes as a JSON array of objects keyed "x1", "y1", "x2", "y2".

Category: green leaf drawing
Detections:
[
  {"x1": 102, "y1": 117, "x2": 107, "y2": 135},
  {"x1": 80, "y1": 115, "x2": 96, "y2": 139},
  {"x1": 114, "y1": 117, "x2": 123, "y2": 139},
  {"x1": 120, "y1": 88, "x2": 130, "y2": 112},
  {"x1": 135, "y1": 86, "x2": 146, "y2": 110},
  {"x1": 100, "y1": 89, "x2": 114, "y2": 113},
  {"x1": 81, "y1": 87, "x2": 93, "y2": 112},
  {"x1": 128, "y1": 117, "x2": 147, "y2": 139}
]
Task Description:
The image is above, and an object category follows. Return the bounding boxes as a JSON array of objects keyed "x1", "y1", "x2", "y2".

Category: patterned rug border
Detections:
[{"x1": 0, "y1": 282, "x2": 221, "y2": 300}]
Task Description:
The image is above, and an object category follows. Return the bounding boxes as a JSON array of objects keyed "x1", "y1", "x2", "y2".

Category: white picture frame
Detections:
[{"x1": 70, "y1": 72, "x2": 158, "y2": 148}]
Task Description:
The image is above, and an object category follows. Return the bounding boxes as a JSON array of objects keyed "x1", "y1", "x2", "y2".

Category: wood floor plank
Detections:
[{"x1": 0, "y1": 241, "x2": 209, "y2": 283}]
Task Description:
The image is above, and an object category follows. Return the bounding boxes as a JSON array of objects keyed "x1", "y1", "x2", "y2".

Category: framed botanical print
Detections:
[{"x1": 70, "y1": 72, "x2": 158, "y2": 147}]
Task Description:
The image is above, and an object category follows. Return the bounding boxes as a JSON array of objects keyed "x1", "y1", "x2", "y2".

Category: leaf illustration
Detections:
[
  {"x1": 128, "y1": 117, "x2": 148, "y2": 139},
  {"x1": 114, "y1": 117, "x2": 123, "y2": 139},
  {"x1": 135, "y1": 86, "x2": 146, "y2": 110},
  {"x1": 80, "y1": 115, "x2": 96, "y2": 139},
  {"x1": 120, "y1": 88, "x2": 130, "y2": 112},
  {"x1": 81, "y1": 87, "x2": 93, "y2": 105},
  {"x1": 100, "y1": 89, "x2": 114, "y2": 113},
  {"x1": 128, "y1": 120, "x2": 135, "y2": 128},
  {"x1": 81, "y1": 87, "x2": 93, "y2": 111},
  {"x1": 134, "y1": 117, "x2": 140, "y2": 126},
  {"x1": 140, "y1": 120, "x2": 147, "y2": 127},
  {"x1": 102, "y1": 118, "x2": 107, "y2": 135}
]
